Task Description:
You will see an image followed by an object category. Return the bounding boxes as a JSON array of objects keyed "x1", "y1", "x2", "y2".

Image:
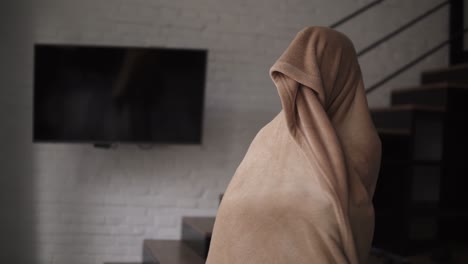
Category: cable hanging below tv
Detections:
[{"x1": 33, "y1": 44, "x2": 207, "y2": 145}]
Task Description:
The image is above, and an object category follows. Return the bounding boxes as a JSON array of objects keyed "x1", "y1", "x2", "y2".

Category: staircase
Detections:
[
  {"x1": 143, "y1": 216, "x2": 214, "y2": 263},
  {"x1": 109, "y1": 64, "x2": 468, "y2": 264},
  {"x1": 371, "y1": 64, "x2": 468, "y2": 256}
]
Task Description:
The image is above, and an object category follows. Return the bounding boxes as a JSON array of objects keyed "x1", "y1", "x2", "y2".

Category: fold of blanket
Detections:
[{"x1": 206, "y1": 26, "x2": 382, "y2": 264}]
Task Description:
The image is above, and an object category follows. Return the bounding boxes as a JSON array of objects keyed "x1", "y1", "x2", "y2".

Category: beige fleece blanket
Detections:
[{"x1": 206, "y1": 27, "x2": 382, "y2": 264}]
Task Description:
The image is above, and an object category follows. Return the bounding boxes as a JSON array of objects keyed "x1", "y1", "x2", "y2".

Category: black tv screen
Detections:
[{"x1": 34, "y1": 44, "x2": 207, "y2": 144}]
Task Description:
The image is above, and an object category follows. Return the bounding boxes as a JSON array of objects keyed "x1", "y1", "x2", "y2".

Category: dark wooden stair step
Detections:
[
  {"x1": 377, "y1": 129, "x2": 412, "y2": 160},
  {"x1": 104, "y1": 263, "x2": 141, "y2": 264},
  {"x1": 373, "y1": 206, "x2": 468, "y2": 255},
  {"x1": 143, "y1": 240, "x2": 205, "y2": 264},
  {"x1": 421, "y1": 64, "x2": 468, "y2": 85},
  {"x1": 373, "y1": 211, "x2": 439, "y2": 255},
  {"x1": 391, "y1": 83, "x2": 468, "y2": 113},
  {"x1": 374, "y1": 160, "x2": 441, "y2": 208},
  {"x1": 371, "y1": 105, "x2": 444, "y2": 161},
  {"x1": 371, "y1": 105, "x2": 444, "y2": 130},
  {"x1": 181, "y1": 216, "x2": 215, "y2": 259}
]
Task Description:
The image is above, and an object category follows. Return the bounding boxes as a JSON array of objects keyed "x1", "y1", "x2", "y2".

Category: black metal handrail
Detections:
[
  {"x1": 365, "y1": 27, "x2": 468, "y2": 94},
  {"x1": 330, "y1": 0, "x2": 385, "y2": 29},
  {"x1": 357, "y1": 1, "x2": 449, "y2": 57},
  {"x1": 328, "y1": 0, "x2": 460, "y2": 94}
]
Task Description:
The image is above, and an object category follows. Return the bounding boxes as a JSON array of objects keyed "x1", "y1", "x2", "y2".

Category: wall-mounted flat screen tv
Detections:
[{"x1": 34, "y1": 44, "x2": 207, "y2": 144}]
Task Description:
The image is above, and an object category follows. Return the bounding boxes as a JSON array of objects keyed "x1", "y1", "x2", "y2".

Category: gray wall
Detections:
[
  {"x1": 0, "y1": 0, "x2": 34, "y2": 263},
  {"x1": 1, "y1": 0, "x2": 449, "y2": 263}
]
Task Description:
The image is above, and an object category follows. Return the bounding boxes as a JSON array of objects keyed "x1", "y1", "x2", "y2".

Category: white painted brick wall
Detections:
[
  {"x1": 2, "y1": 0, "x2": 449, "y2": 263},
  {"x1": 0, "y1": 1, "x2": 34, "y2": 264}
]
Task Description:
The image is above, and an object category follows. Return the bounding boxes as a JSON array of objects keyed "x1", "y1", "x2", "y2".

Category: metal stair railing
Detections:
[
  {"x1": 365, "y1": 27, "x2": 468, "y2": 94},
  {"x1": 356, "y1": 1, "x2": 449, "y2": 57},
  {"x1": 329, "y1": 0, "x2": 385, "y2": 29},
  {"x1": 326, "y1": 0, "x2": 462, "y2": 95}
]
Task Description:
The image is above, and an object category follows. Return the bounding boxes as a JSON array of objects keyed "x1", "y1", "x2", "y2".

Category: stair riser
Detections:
[
  {"x1": 372, "y1": 111, "x2": 444, "y2": 161},
  {"x1": 371, "y1": 111, "x2": 414, "y2": 131},
  {"x1": 441, "y1": 115, "x2": 468, "y2": 210},
  {"x1": 374, "y1": 163, "x2": 442, "y2": 209},
  {"x1": 373, "y1": 162, "x2": 412, "y2": 210},
  {"x1": 391, "y1": 89, "x2": 447, "y2": 108},
  {"x1": 104, "y1": 263, "x2": 142, "y2": 264},
  {"x1": 392, "y1": 88, "x2": 468, "y2": 113},
  {"x1": 444, "y1": 89, "x2": 468, "y2": 113},
  {"x1": 412, "y1": 114, "x2": 443, "y2": 161},
  {"x1": 181, "y1": 222, "x2": 211, "y2": 259},
  {"x1": 374, "y1": 210, "x2": 468, "y2": 255},
  {"x1": 379, "y1": 133, "x2": 412, "y2": 160},
  {"x1": 421, "y1": 67, "x2": 468, "y2": 84},
  {"x1": 143, "y1": 240, "x2": 205, "y2": 264},
  {"x1": 143, "y1": 246, "x2": 158, "y2": 264},
  {"x1": 438, "y1": 215, "x2": 468, "y2": 242},
  {"x1": 374, "y1": 160, "x2": 468, "y2": 255},
  {"x1": 373, "y1": 212, "x2": 439, "y2": 255}
]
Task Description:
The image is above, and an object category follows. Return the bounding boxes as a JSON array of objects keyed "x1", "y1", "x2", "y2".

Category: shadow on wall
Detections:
[{"x1": 0, "y1": 0, "x2": 36, "y2": 263}]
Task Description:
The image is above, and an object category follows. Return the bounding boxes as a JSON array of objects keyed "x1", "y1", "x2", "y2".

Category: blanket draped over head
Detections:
[{"x1": 206, "y1": 27, "x2": 382, "y2": 264}]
